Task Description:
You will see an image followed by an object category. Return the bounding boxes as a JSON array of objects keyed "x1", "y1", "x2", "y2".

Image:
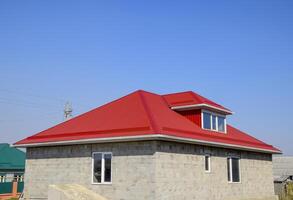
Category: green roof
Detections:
[{"x1": 0, "y1": 143, "x2": 25, "y2": 170}]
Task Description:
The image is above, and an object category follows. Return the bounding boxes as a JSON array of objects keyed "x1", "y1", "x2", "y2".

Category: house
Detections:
[
  {"x1": 273, "y1": 156, "x2": 293, "y2": 198},
  {"x1": 14, "y1": 90, "x2": 281, "y2": 200},
  {"x1": 0, "y1": 143, "x2": 25, "y2": 199}
]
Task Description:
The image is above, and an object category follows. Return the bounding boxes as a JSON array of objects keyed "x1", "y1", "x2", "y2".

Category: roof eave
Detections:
[
  {"x1": 171, "y1": 103, "x2": 233, "y2": 115},
  {"x1": 13, "y1": 134, "x2": 281, "y2": 154}
]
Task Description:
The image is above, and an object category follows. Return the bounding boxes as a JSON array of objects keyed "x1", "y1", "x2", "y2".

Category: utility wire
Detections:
[
  {"x1": 0, "y1": 111, "x2": 63, "y2": 123},
  {"x1": 0, "y1": 97, "x2": 62, "y2": 108},
  {"x1": 0, "y1": 88, "x2": 89, "y2": 108},
  {"x1": 0, "y1": 99, "x2": 62, "y2": 111},
  {"x1": 0, "y1": 88, "x2": 65, "y2": 103}
]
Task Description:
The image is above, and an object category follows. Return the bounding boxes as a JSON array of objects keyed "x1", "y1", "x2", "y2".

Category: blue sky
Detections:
[{"x1": 0, "y1": 0, "x2": 292, "y2": 154}]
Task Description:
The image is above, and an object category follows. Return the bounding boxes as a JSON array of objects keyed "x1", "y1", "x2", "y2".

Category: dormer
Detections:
[
  {"x1": 201, "y1": 110, "x2": 227, "y2": 133},
  {"x1": 163, "y1": 91, "x2": 232, "y2": 133}
]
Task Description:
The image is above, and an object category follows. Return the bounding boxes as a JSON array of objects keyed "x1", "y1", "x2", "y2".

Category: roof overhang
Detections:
[
  {"x1": 171, "y1": 103, "x2": 233, "y2": 115},
  {"x1": 13, "y1": 134, "x2": 281, "y2": 154}
]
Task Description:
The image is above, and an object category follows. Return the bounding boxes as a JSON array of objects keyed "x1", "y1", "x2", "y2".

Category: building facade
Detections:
[
  {"x1": 15, "y1": 90, "x2": 280, "y2": 200},
  {"x1": 24, "y1": 141, "x2": 276, "y2": 200},
  {"x1": 0, "y1": 143, "x2": 25, "y2": 199}
]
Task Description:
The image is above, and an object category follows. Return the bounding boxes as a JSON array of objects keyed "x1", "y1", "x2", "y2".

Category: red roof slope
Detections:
[
  {"x1": 163, "y1": 91, "x2": 232, "y2": 113},
  {"x1": 14, "y1": 90, "x2": 280, "y2": 153}
]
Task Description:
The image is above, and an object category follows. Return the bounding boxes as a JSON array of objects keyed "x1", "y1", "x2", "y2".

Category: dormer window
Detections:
[{"x1": 202, "y1": 110, "x2": 226, "y2": 133}]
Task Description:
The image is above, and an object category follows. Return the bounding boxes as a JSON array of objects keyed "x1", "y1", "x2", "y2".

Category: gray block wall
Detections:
[
  {"x1": 23, "y1": 141, "x2": 276, "y2": 200},
  {"x1": 154, "y1": 141, "x2": 276, "y2": 200},
  {"x1": 273, "y1": 156, "x2": 293, "y2": 177},
  {"x1": 24, "y1": 141, "x2": 157, "y2": 200}
]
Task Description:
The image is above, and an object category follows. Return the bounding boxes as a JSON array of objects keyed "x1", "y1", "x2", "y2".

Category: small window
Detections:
[
  {"x1": 202, "y1": 110, "x2": 226, "y2": 133},
  {"x1": 0, "y1": 175, "x2": 6, "y2": 183},
  {"x1": 204, "y1": 155, "x2": 211, "y2": 172},
  {"x1": 203, "y1": 112, "x2": 211, "y2": 129},
  {"x1": 13, "y1": 174, "x2": 24, "y2": 182},
  {"x1": 92, "y1": 152, "x2": 112, "y2": 184},
  {"x1": 227, "y1": 157, "x2": 240, "y2": 183}
]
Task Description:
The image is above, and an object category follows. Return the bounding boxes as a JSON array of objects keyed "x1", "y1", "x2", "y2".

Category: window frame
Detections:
[
  {"x1": 0, "y1": 175, "x2": 6, "y2": 183},
  {"x1": 202, "y1": 112, "x2": 212, "y2": 130},
  {"x1": 92, "y1": 152, "x2": 112, "y2": 185},
  {"x1": 13, "y1": 174, "x2": 24, "y2": 182},
  {"x1": 227, "y1": 156, "x2": 241, "y2": 183},
  {"x1": 201, "y1": 110, "x2": 227, "y2": 133},
  {"x1": 204, "y1": 154, "x2": 211, "y2": 173}
]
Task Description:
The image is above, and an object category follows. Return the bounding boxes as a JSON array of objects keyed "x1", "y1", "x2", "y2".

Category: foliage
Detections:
[{"x1": 280, "y1": 182, "x2": 293, "y2": 200}]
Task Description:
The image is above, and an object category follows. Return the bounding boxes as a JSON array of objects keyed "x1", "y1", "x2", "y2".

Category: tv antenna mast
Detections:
[{"x1": 64, "y1": 102, "x2": 73, "y2": 120}]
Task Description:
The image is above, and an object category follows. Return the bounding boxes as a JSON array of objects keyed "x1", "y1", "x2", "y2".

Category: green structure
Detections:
[{"x1": 0, "y1": 143, "x2": 25, "y2": 194}]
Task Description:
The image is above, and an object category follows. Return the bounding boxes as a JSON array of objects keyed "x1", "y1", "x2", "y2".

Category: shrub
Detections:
[{"x1": 280, "y1": 182, "x2": 293, "y2": 200}]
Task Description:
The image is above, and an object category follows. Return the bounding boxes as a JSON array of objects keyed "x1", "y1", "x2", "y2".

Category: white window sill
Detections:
[
  {"x1": 228, "y1": 181, "x2": 241, "y2": 184},
  {"x1": 92, "y1": 182, "x2": 112, "y2": 185}
]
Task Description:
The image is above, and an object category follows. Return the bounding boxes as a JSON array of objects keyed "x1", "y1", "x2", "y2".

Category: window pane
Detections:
[
  {"x1": 218, "y1": 116, "x2": 225, "y2": 132},
  {"x1": 93, "y1": 153, "x2": 102, "y2": 183},
  {"x1": 205, "y1": 155, "x2": 210, "y2": 171},
  {"x1": 227, "y1": 158, "x2": 231, "y2": 182},
  {"x1": 13, "y1": 175, "x2": 18, "y2": 182},
  {"x1": 0, "y1": 176, "x2": 5, "y2": 183},
  {"x1": 212, "y1": 115, "x2": 217, "y2": 130},
  {"x1": 203, "y1": 112, "x2": 211, "y2": 129},
  {"x1": 232, "y1": 158, "x2": 240, "y2": 182},
  {"x1": 104, "y1": 154, "x2": 112, "y2": 182}
]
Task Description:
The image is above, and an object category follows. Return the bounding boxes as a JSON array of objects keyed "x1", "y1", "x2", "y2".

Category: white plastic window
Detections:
[{"x1": 92, "y1": 152, "x2": 112, "y2": 184}]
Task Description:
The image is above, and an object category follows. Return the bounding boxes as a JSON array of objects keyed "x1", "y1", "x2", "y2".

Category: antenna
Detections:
[{"x1": 64, "y1": 102, "x2": 73, "y2": 120}]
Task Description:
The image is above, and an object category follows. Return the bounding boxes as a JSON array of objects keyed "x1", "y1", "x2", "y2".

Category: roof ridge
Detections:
[
  {"x1": 190, "y1": 91, "x2": 230, "y2": 110},
  {"x1": 138, "y1": 91, "x2": 160, "y2": 133},
  {"x1": 30, "y1": 90, "x2": 144, "y2": 138},
  {"x1": 189, "y1": 91, "x2": 211, "y2": 104},
  {"x1": 162, "y1": 91, "x2": 193, "y2": 96}
]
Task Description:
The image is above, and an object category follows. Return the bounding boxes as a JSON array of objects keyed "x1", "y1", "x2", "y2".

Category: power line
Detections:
[
  {"x1": 0, "y1": 111, "x2": 63, "y2": 123},
  {"x1": 0, "y1": 99, "x2": 62, "y2": 110},
  {"x1": 0, "y1": 97, "x2": 62, "y2": 109},
  {"x1": 0, "y1": 88, "x2": 66, "y2": 103},
  {"x1": 0, "y1": 88, "x2": 89, "y2": 108}
]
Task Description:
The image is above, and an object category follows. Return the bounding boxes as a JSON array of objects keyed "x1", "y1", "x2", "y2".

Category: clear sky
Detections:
[{"x1": 0, "y1": 0, "x2": 292, "y2": 154}]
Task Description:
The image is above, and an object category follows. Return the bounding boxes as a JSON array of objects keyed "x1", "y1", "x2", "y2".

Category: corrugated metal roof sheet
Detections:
[
  {"x1": 274, "y1": 175, "x2": 293, "y2": 183},
  {"x1": 14, "y1": 90, "x2": 280, "y2": 153},
  {"x1": 0, "y1": 143, "x2": 25, "y2": 170}
]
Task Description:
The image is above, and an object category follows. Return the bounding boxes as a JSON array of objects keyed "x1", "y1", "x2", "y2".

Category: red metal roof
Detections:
[
  {"x1": 162, "y1": 91, "x2": 232, "y2": 113},
  {"x1": 14, "y1": 90, "x2": 280, "y2": 153}
]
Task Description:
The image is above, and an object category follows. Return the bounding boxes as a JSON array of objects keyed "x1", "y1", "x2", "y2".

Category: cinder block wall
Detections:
[
  {"x1": 24, "y1": 141, "x2": 157, "y2": 200},
  {"x1": 154, "y1": 141, "x2": 276, "y2": 200},
  {"x1": 24, "y1": 141, "x2": 276, "y2": 200}
]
